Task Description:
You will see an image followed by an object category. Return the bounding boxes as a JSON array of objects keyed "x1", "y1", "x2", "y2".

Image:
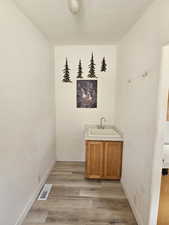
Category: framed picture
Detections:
[
  {"x1": 167, "y1": 91, "x2": 169, "y2": 121},
  {"x1": 77, "y1": 80, "x2": 97, "y2": 108}
]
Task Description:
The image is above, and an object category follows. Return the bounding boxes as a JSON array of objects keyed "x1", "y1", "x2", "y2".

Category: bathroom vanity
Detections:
[{"x1": 84, "y1": 125, "x2": 123, "y2": 180}]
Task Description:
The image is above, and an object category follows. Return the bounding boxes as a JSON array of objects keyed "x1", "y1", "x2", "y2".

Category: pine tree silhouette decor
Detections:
[
  {"x1": 77, "y1": 59, "x2": 83, "y2": 78},
  {"x1": 62, "y1": 58, "x2": 72, "y2": 82},
  {"x1": 101, "y1": 57, "x2": 107, "y2": 72},
  {"x1": 88, "y1": 53, "x2": 97, "y2": 78}
]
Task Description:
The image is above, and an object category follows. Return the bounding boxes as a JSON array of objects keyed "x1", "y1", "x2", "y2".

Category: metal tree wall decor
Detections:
[
  {"x1": 101, "y1": 57, "x2": 107, "y2": 72},
  {"x1": 77, "y1": 59, "x2": 83, "y2": 78},
  {"x1": 88, "y1": 53, "x2": 97, "y2": 78},
  {"x1": 62, "y1": 58, "x2": 72, "y2": 82}
]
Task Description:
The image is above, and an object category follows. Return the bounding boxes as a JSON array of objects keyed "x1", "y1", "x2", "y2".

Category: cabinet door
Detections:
[
  {"x1": 157, "y1": 173, "x2": 169, "y2": 225},
  {"x1": 104, "y1": 142, "x2": 122, "y2": 179},
  {"x1": 85, "y1": 141, "x2": 104, "y2": 179}
]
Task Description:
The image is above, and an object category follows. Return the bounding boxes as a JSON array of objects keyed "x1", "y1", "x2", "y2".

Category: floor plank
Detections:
[{"x1": 22, "y1": 162, "x2": 137, "y2": 225}]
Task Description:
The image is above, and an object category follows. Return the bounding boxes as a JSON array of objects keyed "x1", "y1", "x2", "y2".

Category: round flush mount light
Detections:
[{"x1": 68, "y1": 0, "x2": 80, "y2": 14}]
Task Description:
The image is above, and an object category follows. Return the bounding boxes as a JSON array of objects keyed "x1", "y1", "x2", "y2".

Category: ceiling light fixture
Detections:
[{"x1": 68, "y1": 0, "x2": 80, "y2": 14}]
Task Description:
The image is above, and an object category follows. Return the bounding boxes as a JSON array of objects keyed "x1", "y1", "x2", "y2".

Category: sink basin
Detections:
[
  {"x1": 85, "y1": 125, "x2": 123, "y2": 141},
  {"x1": 88, "y1": 127, "x2": 121, "y2": 138},
  {"x1": 163, "y1": 144, "x2": 169, "y2": 168}
]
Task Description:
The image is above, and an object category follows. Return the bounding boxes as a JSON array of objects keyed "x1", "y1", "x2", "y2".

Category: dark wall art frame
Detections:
[{"x1": 77, "y1": 80, "x2": 97, "y2": 108}]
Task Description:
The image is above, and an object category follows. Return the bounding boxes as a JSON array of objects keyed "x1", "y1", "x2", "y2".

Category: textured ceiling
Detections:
[{"x1": 14, "y1": 0, "x2": 154, "y2": 44}]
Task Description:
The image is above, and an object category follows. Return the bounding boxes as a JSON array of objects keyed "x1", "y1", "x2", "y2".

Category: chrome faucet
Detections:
[{"x1": 99, "y1": 117, "x2": 106, "y2": 129}]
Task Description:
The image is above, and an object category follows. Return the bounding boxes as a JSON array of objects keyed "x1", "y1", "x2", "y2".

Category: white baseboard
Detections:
[
  {"x1": 15, "y1": 160, "x2": 55, "y2": 225},
  {"x1": 121, "y1": 180, "x2": 143, "y2": 225}
]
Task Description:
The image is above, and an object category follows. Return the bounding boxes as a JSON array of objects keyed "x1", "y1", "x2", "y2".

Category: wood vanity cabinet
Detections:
[
  {"x1": 157, "y1": 171, "x2": 169, "y2": 225},
  {"x1": 85, "y1": 141, "x2": 123, "y2": 180}
]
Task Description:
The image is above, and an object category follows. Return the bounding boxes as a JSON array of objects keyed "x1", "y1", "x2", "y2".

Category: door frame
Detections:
[{"x1": 148, "y1": 44, "x2": 169, "y2": 225}]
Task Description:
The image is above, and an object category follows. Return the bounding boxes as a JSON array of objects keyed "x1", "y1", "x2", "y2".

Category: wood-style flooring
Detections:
[{"x1": 22, "y1": 162, "x2": 137, "y2": 225}]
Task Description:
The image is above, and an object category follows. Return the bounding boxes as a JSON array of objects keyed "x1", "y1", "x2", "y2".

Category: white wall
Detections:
[
  {"x1": 0, "y1": 1, "x2": 56, "y2": 225},
  {"x1": 55, "y1": 46, "x2": 116, "y2": 161},
  {"x1": 115, "y1": 1, "x2": 169, "y2": 225},
  {"x1": 164, "y1": 123, "x2": 169, "y2": 143}
]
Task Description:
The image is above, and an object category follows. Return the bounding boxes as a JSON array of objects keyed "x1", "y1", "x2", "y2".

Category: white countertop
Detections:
[{"x1": 84, "y1": 125, "x2": 123, "y2": 141}]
